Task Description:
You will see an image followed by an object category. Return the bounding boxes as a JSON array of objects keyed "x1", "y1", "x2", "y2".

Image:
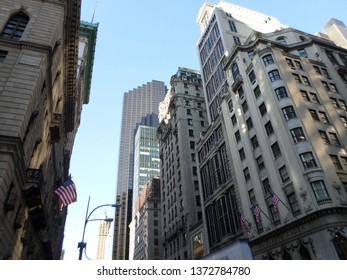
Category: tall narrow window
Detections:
[
  {"x1": 311, "y1": 180, "x2": 330, "y2": 201},
  {"x1": 262, "y1": 54, "x2": 274, "y2": 66},
  {"x1": 0, "y1": 50, "x2": 8, "y2": 63},
  {"x1": 1, "y1": 12, "x2": 29, "y2": 39},
  {"x1": 282, "y1": 106, "x2": 297, "y2": 120},
  {"x1": 275, "y1": 87, "x2": 288, "y2": 100},
  {"x1": 300, "y1": 152, "x2": 317, "y2": 169},
  {"x1": 268, "y1": 70, "x2": 281, "y2": 82}
]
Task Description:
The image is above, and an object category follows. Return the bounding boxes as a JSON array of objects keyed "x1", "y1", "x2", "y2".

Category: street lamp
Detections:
[{"x1": 78, "y1": 196, "x2": 121, "y2": 260}]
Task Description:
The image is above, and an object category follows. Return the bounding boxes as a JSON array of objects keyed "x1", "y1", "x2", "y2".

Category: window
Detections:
[
  {"x1": 229, "y1": 20, "x2": 237, "y2": 32},
  {"x1": 231, "y1": 114, "x2": 237, "y2": 126},
  {"x1": 325, "y1": 50, "x2": 338, "y2": 65},
  {"x1": 300, "y1": 152, "x2": 317, "y2": 169},
  {"x1": 279, "y1": 166, "x2": 290, "y2": 183},
  {"x1": 319, "y1": 111, "x2": 329, "y2": 123},
  {"x1": 330, "y1": 155, "x2": 343, "y2": 170},
  {"x1": 187, "y1": 119, "x2": 193, "y2": 126},
  {"x1": 319, "y1": 130, "x2": 330, "y2": 145},
  {"x1": 282, "y1": 106, "x2": 297, "y2": 120},
  {"x1": 329, "y1": 132, "x2": 341, "y2": 146},
  {"x1": 321, "y1": 68, "x2": 330, "y2": 78},
  {"x1": 251, "y1": 135, "x2": 259, "y2": 149},
  {"x1": 271, "y1": 142, "x2": 281, "y2": 158},
  {"x1": 233, "y1": 36, "x2": 241, "y2": 45},
  {"x1": 293, "y1": 73, "x2": 302, "y2": 84},
  {"x1": 287, "y1": 192, "x2": 300, "y2": 214},
  {"x1": 294, "y1": 60, "x2": 303, "y2": 70},
  {"x1": 259, "y1": 102, "x2": 267, "y2": 116},
  {"x1": 239, "y1": 148, "x2": 246, "y2": 161},
  {"x1": 331, "y1": 98, "x2": 340, "y2": 109},
  {"x1": 0, "y1": 50, "x2": 8, "y2": 63},
  {"x1": 263, "y1": 54, "x2": 274, "y2": 66},
  {"x1": 189, "y1": 129, "x2": 194, "y2": 137},
  {"x1": 246, "y1": 117, "x2": 253, "y2": 130},
  {"x1": 330, "y1": 83, "x2": 338, "y2": 93},
  {"x1": 190, "y1": 141, "x2": 195, "y2": 149},
  {"x1": 311, "y1": 180, "x2": 330, "y2": 201},
  {"x1": 290, "y1": 127, "x2": 306, "y2": 143},
  {"x1": 286, "y1": 58, "x2": 295, "y2": 68},
  {"x1": 191, "y1": 153, "x2": 196, "y2": 162},
  {"x1": 253, "y1": 85, "x2": 261, "y2": 98},
  {"x1": 249, "y1": 70, "x2": 256, "y2": 84},
  {"x1": 228, "y1": 100, "x2": 233, "y2": 112},
  {"x1": 322, "y1": 81, "x2": 330, "y2": 91},
  {"x1": 301, "y1": 90, "x2": 310, "y2": 102},
  {"x1": 265, "y1": 121, "x2": 274, "y2": 136},
  {"x1": 340, "y1": 54, "x2": 347, "y2": 67},
  {"x1": 275, "y1": 87, "x2": 288, "y2": 100},
  {"x1": 262, "y1": 178, "x2": 271, "y2": 194},
  {"x1": 256, "y1": 156, "x2": 265, "y2": 171},
  {"x1": 237, "y1": 86, "x2": 244, "y2": 99},
  {"x1": 231, "y1": 63, "x2": 240, "y2": 79},
  {"x1": 243, "y1": 167, "x2": 251, "y2": 182},
  {"x1": 242, "y1": 101, "x2": 248, "y2": 113},
  {"x1": 310, "y1": 93, "x2": 320, "y2": 104},
  {"x1": 276, "y1": 37, "x2": 287, "y2": 45},
  {"x1": 235, "y1": 130, "x2": 241, "y2": 143},
  {"x1": 268, "y1": 70, "x2": 281, "y2": 82},
  {"x1": 298, "y1": 48, "x2": 308, "y2": 57},
  {"x1": 302, "y1": 76, "x2": 311, "y2": 86},
  {"x1": 309, "y1": 109, "x2": 319, "y2": 121},
  {"x1": 187, "y1": 109, "x2": 192, "y2": 115},
  {"x1": 1, "y1": 12, "x2": 29, "y2": 39}
]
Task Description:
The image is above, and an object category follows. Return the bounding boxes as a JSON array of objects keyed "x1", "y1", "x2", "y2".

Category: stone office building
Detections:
[
  {"x1": 0, "y1": 0, "x2": 96, "y2": 259},
  {"x1": 196, "y1": 1, "x2": 347, "y2": 259}
]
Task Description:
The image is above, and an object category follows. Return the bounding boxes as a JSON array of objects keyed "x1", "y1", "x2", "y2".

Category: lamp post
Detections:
[{"x1": 78, "y1": 196, "x2": 121, "y2": 260}]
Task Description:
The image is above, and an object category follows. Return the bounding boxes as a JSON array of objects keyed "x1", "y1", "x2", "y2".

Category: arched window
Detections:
[
  {"x1": 333, "y1": 232, "x2": 347, "y2": 260},
  {"x1": 1, "y1": 12, "x2": 29, "y2": 39}
]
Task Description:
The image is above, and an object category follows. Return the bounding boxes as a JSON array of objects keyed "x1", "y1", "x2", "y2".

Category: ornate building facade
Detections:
[{"x1": 0, "y1": 0, "x2": 96, "y2": 259}]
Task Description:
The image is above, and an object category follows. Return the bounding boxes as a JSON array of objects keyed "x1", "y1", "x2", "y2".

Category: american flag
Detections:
[
  {"x1": 270, "y1": 191, "x2": 280, "y2": 212},
  {"x1": 240, "y1": 213, "x2": 250, "y2": 233},
  {"x1": 54, "y1": 179, "x2": 77, "y2": 206},
  {"x1": 252, "y1": 204, "x2": 261, "y2": 224}
]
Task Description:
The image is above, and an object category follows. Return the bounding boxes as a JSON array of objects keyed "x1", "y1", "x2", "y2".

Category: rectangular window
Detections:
[
  {"x1": 309, "y1": 109, "x2": 319, "y2": 121},
  {"x1": 293, "y1": 73, "x2": 302, "y2": 84},
  {"x1": 341, "y1": 157, "x2": 347, "y2": 171},
  {"x1": 262, "y1": 54, "x2": 274, "y2": 66},
  {"x1": 233, "y1": 36, "x2": 241, "y2": 45},
  {"x1": 300, "y1": 152, "x2": 317, "y2": 169},
  {"x1": 330, "y1": 83, "x2": 338, "y2": 93},
  {"x1": 229, "y1": 20, "x2": 237, "y2": 32},
  {"x1": 231, "y1": 114, "x2": 237, "y2": 126},
  {"x1": 231, "y1": 63, "x2": 240, "y2": 79},
  {"x1": 235, "y1": 130, "x2": 241, "y2": 143},
  {"x1": 265, "y1": 121, "x2": 274, "y2": 136},
  {"x1": 271, "y1": 142, "x2": 281, "y2": 158},
  {"x1": 319, "y1": 111, "x2": 329, "y2": 123},
  {"x1": 294, "y1": 60, "x2": 303, "y2": 70},
  {"x1": 243, "y1": 167, "x2": 251, "y2": 182},
  {"x1": 242, "y1": 101, "x2": 248, "y2": 113},
  {"x1": 301, "y1": 90, "x2": 310, "y2": 102},
  {"x1": 268, "y1": 70, "x2": 281, "y2": 82},
  {"x1": 287, "y1": 192, "x2": 300, "y2": 214},
  {"x1": 321, "y1": 81, "x2": 330, "y2": 91},
  {"x1": 251, "y1": 135, "x2": 259, "y2": 149},
  {"x1": 331, "y1": 98, "x2": 340, "y2": 109},
  {"x1": 329, "y1": 132, "x2": 341, "y2": 146},
  {"x1": 282, "y1": 106, "x2": 297, "y2": 120},
  {"x1": 330, "y1": 155, "x2": 343, "y2": 170},
  {"x1": 279, "y1": 165, "x2": 290, "y2": 183},
  {"x1": 253, "y1": 85, "x2": 261, "y2": 98},
  {"x1": 286, "y1": 58, "x2": 295, "y2": 68},
  {"x1": 290, "y1": 127, "x2": 306, "y2": 143},
  {"x1": 259, "y1": 102, "x2": 267, "y2": 116},
  {"x1": 246, "y1": 117, "x2": 253, "y2": 130},
  {"x1": 319, "y1": 130, "x2": 330, "y2": 145},
  {"x1": 237, "y1": 86, "x2": 244, "y2": 99},
  {"x1": 298, "y1": 48, "x2": 308, "y2": 57},
  {"x1": 239, "y1": 148, "x2": 246, "y2": 161},
  {"x1": 339, "y1": 100, "x2": 347, "y2": 110},
  {"x1": 256, "y1": 155, "x2": 265, "y2": 171},
  {"x1": 262, "y1": 178, "x2": 271, "y2": 195},
  {"x1": 187, "y1": 119, "x2": 193, "y2": 126},
  {"x1": 310, "y1": 93, "x2": 320, "y2": 104},
  {"x1": 249, "y1": 70, "x2": 256, "y2": 84},
  {"x1": 302, "y1": 76, "x2": 311, "y2": 86},
  {"x1": 340, "y1": 116, "x2": 347, "y2": 127},
  {"x1": 275, "y1": 86, "x2": 288, "y2": 100},
  {"x1": 189, "y1": 129, "x2": 194, "y2": 137},
  {"x1": 311, "y1": 180, "x2": 330, "y2": 201}
]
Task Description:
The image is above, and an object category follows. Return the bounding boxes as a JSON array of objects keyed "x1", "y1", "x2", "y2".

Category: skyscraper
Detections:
[
  {"x1": 112, "y1": 80, "x2": 166, "y2": 260},
  {"x1": 96, "y1": 220, "x2": 112, "y2": 260},
  {"x1": 157, "y1": 67, "x2": 208, "y2": 259},
  {"x1": 196, "y1": 1, "x2": 347, "y2": 259}
]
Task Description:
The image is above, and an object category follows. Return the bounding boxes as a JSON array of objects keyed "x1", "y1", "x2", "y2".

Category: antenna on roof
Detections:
[{"x1": 91, "y1": 1, "x2": 98, "y2": 23}]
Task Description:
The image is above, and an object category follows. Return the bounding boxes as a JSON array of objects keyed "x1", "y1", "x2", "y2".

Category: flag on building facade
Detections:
[
  {"x1": 54, "y1": 179, "x2": 77, "y2": 206},
  {"x1": 252, "y1": 203, "x2": 261, "y2": 224},
  {"x1": 240, "y1": 213, "x2": 250, "y2": 233},
  {"x1": 270, "y1": 190, "x2": 280, "y2": 212}
]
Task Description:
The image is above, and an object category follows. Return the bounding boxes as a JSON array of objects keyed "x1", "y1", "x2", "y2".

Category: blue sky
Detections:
[{"x1": 62, "y1": 0, "x2": 347, "y2": 260}]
